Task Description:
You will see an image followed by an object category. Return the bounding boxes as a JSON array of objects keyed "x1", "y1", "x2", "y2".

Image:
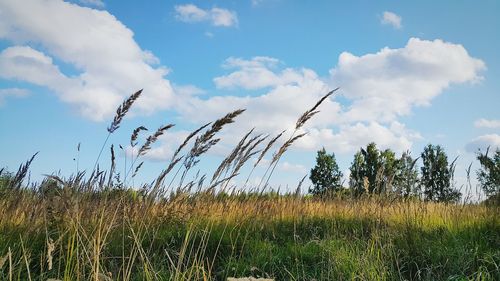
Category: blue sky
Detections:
[{"x1": 0, "y1": 0, "x2": 499, "y2": 193}]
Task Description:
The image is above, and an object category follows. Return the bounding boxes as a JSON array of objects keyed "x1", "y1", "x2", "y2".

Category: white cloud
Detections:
[
  {"x1": 474, "y1": 118, "x2": 500, "y2": 129},
  {"x1": 299, "y1": 121, "x2": 421, "y2": 154},
  {"x1": 214, "y1": 56, "x2": 303, "y2": 90},
  {"x1": 79, "y1": 0, "x2": 104, "y2": 8},
  {"x1": 181, "y1": 58, "x2": 336, "y2": 135},
  {"x1": 174, "y1": 4, "x2": 238, "y2": 27},
  {"x1": 0, "y1": 87, "x2": 29, "y2": 105},
  {"x1": 174, "y1": 4, "x2": 208, "y2": 22},
  {"x1": 173, "y1": 84, "x2": 206, "y2": 97},
  {"x1": 279, "y1": 162, "x2": 307, "y2": 174},
  {"x1": 381, "y1": 11, "x2": 402, "y2": 29},
  {"x1": 0, "y1": 0, "x2": 176, "y2": 121},
  {"x1": 164, "y1": 38, "x2": 484, "y2": 159},
  {"x1": 331, "y1": 38, "x2": 485, "y2": 124},
  {"x1": 466, "y1": 134, "x2": 500, "y2": 153}
]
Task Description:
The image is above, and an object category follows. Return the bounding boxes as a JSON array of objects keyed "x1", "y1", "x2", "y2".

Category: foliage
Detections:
[
  {"x1": 420, "y1": 144, "x2": 461, "y2": 203},
  {"x1": 349, "y1": 143, "x2": 402, "y2": 196},
  {"x1": 477, "y1": 147, "x2": 500, "y2": 200},
  {"x1": 349, "y1": 151, "x2": 366, "y2": 197},
  {"x1": 395, "y1": 151, "x2": 420, "y2": 198},
  {"x1": 309, "y1": 148, "x2": 343, "y2": 196}
]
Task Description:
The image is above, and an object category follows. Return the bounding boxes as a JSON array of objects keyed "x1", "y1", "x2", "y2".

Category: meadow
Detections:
[{"x1": 0, "y1": 90, "x2": 498, "y2": 280}]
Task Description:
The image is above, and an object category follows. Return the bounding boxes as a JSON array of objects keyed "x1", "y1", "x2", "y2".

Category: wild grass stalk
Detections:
[{"x1": 93, "y1": 89, "x2": 143, "y2": 173}]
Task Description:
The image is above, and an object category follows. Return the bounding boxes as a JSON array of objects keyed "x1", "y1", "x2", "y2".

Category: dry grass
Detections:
[{"x1": 0, "y1": 89, "x2": 498, "y2": 280}]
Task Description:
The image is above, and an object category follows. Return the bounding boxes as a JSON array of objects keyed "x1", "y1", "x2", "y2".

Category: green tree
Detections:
[
  {"x1": 378, "y1": 148, "x2": 400, "y2": 194},
  {"x1": 361, "y1": 142, "x2": 381, "y2": 194},
  {"x1": 396, "y1": 151, "x2": 420, "y2": 198},
  {"x1": 476, "y1": 147, "x2": 500, "y2": 200},
  {"x1": 349, "y1": 151, "x2": 366, "y2": 197},
  {"x1": 349, "y1": 143, "x2": 402, "y2": 195},
  {"x1": 420, "y1": 144, "x2": 461, "y2": 202},
  {"x1": 309, "y1": 148, "x2": 343, "y2": 196}
]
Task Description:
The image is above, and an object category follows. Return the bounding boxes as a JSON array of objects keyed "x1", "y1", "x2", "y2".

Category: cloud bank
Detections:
[
  {"x1": 0, "y1": 1, "x2": 486, "y2": 163},
  {"x1": 0, "y1": 0, "x2": 175, "y2": 121},
  {"x1": 168, "y1": 38, "x2": 484, "y2": 159}
]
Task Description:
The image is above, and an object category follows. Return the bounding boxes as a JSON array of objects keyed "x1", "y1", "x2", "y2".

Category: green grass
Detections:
[
  {"x1": 0, "y1": 90, "x2": 498, "y2": 280},
  {"x1": 0, "y1": 187, "x2": 498, "y2": 280}
]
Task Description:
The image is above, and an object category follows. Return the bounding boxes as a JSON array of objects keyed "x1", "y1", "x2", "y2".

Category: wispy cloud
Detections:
[
  {"x1": 251, "y1": 0, "x2": 264, "y2": 6},
  {"x1": 381, "y1": 11, "x2": 402, "y2": 29},
  {"x1": 474, "y1": 118, "x2": 500, "y2": 129},
  {"x1": 0, "y1": 88, "x2": 29, "y2": 105},
  {"x1": 466, "y1": 134, "x2": 500, "y2": 153},
  {"x1": 174, "y1": 4, "x2": 238, "y2": 27}
]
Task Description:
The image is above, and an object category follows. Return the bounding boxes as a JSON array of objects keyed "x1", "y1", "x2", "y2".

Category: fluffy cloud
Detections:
[
  {"x1": 474, "y1": 118, "x2": 500, "y2": 129},
  {"x1": 168, "y1": 61, "x2": 411, "y2": 160},
  {"x1": 466, "y1": 134, "x2": 500, "y2": 153},
  {"x1": 300, "y1": 122, "x2": 420, "y2": 154},
  {"x1": 174, "y1": 4, "x2": 238, "y2": 27},
  {"x1": 381, "y1": 11, "x2": 402, "y2": 29},
  {"x1": 214, "y1": 57, "x2": 309, "y2": 90},
  {"x1": 181, "y1": 59, "x2": 336, "y2": 134},
  {"x1": 0, "y1": 87, "x2": 29, "y2": 105},
  {"x1": 331, "y1": 38, "x2": 485, "y2": 123},
  {"x1": 160, "y1": 38, "x2": 484, "y2": 161},
  {"x1": 0, "y1": 0, "x2": 175, "y2": 121}
]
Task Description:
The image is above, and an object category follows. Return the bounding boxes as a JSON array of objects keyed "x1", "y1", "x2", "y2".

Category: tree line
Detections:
[{"x1": 309, "y1": 143, "x2": 500, "y2": 203}]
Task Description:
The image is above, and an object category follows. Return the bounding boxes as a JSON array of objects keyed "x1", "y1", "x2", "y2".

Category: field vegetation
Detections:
[{"x1": 0, "y1": 89, "x2": 498, "y2": 280}]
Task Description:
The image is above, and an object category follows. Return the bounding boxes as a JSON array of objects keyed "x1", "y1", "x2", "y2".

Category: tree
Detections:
[
  {"x1": 378, "y1": 148, "x2": 400, "y2": 194},
  {"x1": 396, "y1": 151, "x2": 420, "y2": 198},
  {"x1": 476, "y1": 147, "x2": 500, "y2": 200},
  {"x1": 420, "y1": 144, "x2": 461, "y2": 202},
  {"x1": 349, "y1": 151, "x2": 366, "y2": 197},
  {"x1": 309, "y1": 148, "x2": 343, "y2": 196},
  {"x1": 361, "y1": 143, "x2": 381, "y2": 194},
  {"x1": 349, "y1": 143, "x2": 399, "y2": 195}
]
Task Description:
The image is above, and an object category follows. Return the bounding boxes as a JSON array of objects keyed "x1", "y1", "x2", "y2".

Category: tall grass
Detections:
[{"x1": 0, "y1": 90, "x2": 498, "y2": 280}]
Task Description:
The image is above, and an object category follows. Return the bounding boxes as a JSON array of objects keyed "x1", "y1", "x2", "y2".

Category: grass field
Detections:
[
  {"x1": 1, "y1": 90, "x2": 498, "y2": 280},
  {"x1": 0, "y1": 184, "x2": 498, "y2": 280}
]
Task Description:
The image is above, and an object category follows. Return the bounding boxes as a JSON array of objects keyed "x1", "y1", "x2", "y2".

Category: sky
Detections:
[{"x1": 0, "y1": 0, "x2": 499, "y2": 195}]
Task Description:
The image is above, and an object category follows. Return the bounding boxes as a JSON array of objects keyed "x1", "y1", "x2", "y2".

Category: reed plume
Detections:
[
  {"x1": 107, "y1": 144, "x2": 115, "y2": 187},
  {"x1": 184, "y1": 109, "x2": 245, "y2": 170},
  {"x1": 261, "y1": 89, "x2": 338, "y2": 190},
  {"x1": 130, "y1": 126, "x2": 148, "y2": 147},
  {"x1": 170, "y1": 122, "x2": 211, "y2": 167},
  {"x1": 138, "y1": 124, "x2": 175, "y2": 156},
  {"x1": 295, "y1": 88, "x2": 338, "y2": 130},
  {"x1": 212, "y1": 128, "x2": 255, "y2": 183},
  {"x1": 132, "y1": 161, "x2": 144, "y2": 178},
  {"x1": 94, "y1": 89, "x2": 143, "y2": 172},
  {"x1": 152, "y1": 123, "x2": 212, "y2": 196},
  {"x1": 12, "y1": 152, "x2": 38, "y2": 189},
  {"x1": 107, "y1": 89, "x2": 143, "y2": 133},
  {"x1": 254, "y1": 130, "x2": 285, "y2": 168},
  {"x1": 271, "y1": 133, "x2": 307, "y2": 164}
]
